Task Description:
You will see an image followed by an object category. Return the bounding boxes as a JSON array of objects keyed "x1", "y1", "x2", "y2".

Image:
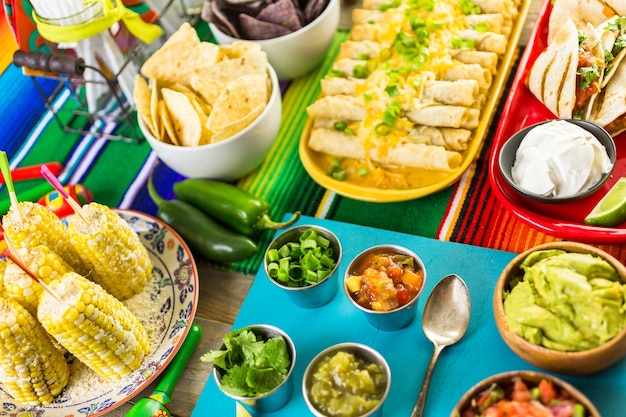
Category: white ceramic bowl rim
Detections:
[
  {"x1": 139, "y1": 63, "x2": 279, "y2": 152},
  {"x1": 210, "y1": 0, "x2": 338, "y2": 44}
]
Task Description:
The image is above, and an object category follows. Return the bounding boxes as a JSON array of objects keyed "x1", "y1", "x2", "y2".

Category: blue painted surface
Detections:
[{"x1": 193, "y1": 215, "x2": 626, "y2": 416}]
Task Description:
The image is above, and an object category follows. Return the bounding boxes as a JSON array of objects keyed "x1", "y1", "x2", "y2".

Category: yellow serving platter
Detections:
[{"x1": 299, "y1": 0, "x2": 532, "y2": 202}]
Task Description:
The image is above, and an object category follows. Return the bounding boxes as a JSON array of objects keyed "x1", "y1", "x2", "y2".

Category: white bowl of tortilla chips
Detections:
[{"x1": 134, "y1": 23, "x2": 282, "y2": 180}]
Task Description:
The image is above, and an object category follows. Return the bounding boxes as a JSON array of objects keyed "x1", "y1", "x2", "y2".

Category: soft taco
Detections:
[
  {"x1": 527, "y1": 19, "x2": 604, "y2": 120},
  {"x1": 596, "y1": 15, "x2": 626, "y2": 86},
  {"x1": 590, "y1": 53, "x2": 626, "y2": 135}
]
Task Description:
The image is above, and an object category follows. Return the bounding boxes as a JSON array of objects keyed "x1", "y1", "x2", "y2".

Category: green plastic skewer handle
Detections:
[
  {"x1": 126, "y1": 323, "x2": 202, "y2": 417},
  {"x1": 157, "y1": 323, "x2": 202, "y2": 397}
]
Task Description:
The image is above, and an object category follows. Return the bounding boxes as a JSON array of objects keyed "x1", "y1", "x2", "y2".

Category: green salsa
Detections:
[{"x1": 308, "y1": 351, "x2": 387, "y2": 417}]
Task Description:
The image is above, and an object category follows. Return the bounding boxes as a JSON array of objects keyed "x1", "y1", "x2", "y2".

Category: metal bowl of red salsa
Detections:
[{"x1": 344, "y1": 245, "x2": 426, "y2": 331}]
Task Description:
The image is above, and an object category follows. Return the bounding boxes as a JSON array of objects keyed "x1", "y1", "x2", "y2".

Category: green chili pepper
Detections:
[
  {"x1": 173, "y1": 179, "x2": 301, "y2": 237},
  {"x1": 147, "y1": 177, "x2": 257, "y2": 263}
]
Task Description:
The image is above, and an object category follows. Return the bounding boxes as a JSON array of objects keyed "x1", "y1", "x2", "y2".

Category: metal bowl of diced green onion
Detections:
[{"x1": 264, "y1": 225, "x2": 342, "y2": 308}]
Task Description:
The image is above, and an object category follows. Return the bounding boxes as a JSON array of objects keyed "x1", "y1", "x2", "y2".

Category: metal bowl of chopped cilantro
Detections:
[
  {"x1": 201, "y1": 324, "x2": 296, "y2": 414},
  {"x1": 264, "y1": 225, "x2": 342, "y2": 308}
]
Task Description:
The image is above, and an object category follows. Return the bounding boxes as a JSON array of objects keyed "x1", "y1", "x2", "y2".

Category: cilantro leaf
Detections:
[{"x1": 200, "y1": 327, "x2": 292, "y2": 397}]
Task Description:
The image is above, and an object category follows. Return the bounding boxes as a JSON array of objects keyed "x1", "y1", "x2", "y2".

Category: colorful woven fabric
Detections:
[{"x1": 1, "y1": 21, "x2": 624, "y2": 276}]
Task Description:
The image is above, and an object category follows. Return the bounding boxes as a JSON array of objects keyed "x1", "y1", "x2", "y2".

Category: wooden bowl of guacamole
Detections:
[{"x1": 493, "y1": 241, "x2": 626, "y2": 375}]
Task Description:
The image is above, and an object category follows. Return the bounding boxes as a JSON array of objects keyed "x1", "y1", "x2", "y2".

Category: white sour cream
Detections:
[{"x1": 511, "y1": 120, "x2": 613, "y2": 198}]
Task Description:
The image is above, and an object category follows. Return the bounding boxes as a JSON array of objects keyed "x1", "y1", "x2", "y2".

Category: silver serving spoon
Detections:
[{"x1": 411, "y1": 274, "x2": 471, "y2": 417}]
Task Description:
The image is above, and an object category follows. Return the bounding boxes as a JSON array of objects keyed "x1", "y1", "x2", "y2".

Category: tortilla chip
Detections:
[
  {"x1": 149, "y1": 78, "x2": 163, "y2": 140},
  {"x1": 160, "y1": 101, "x2": 180, "y2": 145},
  {"x1": 220, "y1": 41, "x2": 263, "y2": 59},
  {"x1": 240, "y1": 14, "x2": 293, "y2": 40},
  {"x1": 195, "y1": 53, "x2": 268, "y2": 84},
  {"x1": 212, "y1": 103, "x2": 265, "y2": 142},
  {"x1": 187, "y1": 94, "x2": 214, "y2": 144},
  {"x1": 190, "y1": 75, "x2": 225, "y2": 107},
  {"x1": 207, "y1": 74, "x2": 269, "y2": 133},
  {"x1": 140, "y1": 22, "x2": 220, "y2": 86},
  {"x1": 162, "y1": 88, "x2": 202, "y2": 147},
  {"x1": 257, "y1": 0, "x2": 303, "y2": 31},
  {"x1": 133, "y1": 75, "x2": 154, "y2": 135}
]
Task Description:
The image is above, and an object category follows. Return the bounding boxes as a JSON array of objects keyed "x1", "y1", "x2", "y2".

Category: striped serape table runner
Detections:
[{"x1": 1, "y1": 19, "x2": 624, "y2": 276}]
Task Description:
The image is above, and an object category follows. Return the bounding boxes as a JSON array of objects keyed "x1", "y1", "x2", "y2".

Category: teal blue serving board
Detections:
[{"x1": 192, "y1": 215, "x2": 625, "y2": 416}]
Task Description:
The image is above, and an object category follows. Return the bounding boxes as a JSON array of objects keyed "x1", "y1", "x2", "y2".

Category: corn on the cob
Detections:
[
  {"x1": 67, "y1": 203, "x2": 152, "y2": 300},
  {"x1": 38, "y1": 271, "x2": 151, "y2": 380},
  {"x1": 2, "y1": 245, "x2": 74, "y2": 316},
  {"x1": 0, "y1": 260, "x2": 6, "y2": 294},
  {"x1": 2, "y1": 202, "x2": 89, "y2": 276},
  {"x1": 0, "y1": 297, "x2": 70, "y2": 405}
]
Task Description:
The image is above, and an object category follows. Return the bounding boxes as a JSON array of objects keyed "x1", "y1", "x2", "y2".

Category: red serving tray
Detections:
[{"x1": 487, "y1": 0, "x2": 626, "y2": 243}]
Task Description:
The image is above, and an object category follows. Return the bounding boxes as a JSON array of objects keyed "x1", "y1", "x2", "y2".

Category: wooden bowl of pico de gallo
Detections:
[
  {"x1": 344, "y1": 244, "x2": 426, "y2": 331},
  {"x1": 450, "y1": 370, "x2": 600, "y2": 417}
]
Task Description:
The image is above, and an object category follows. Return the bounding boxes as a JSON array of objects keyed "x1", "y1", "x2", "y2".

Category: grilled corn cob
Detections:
[
  {"x1": 0, "y1": 297, "x2": 70, "y2": 405},
  {"x1": 2, "y1": 202, "x2": 88, "y2": 276},
  {"x1": 38, "y1": 271, "x2": 151, "y2": 380},
  {"x1": 2, "y1": 245, "x2": 74, "y2": 316},
  {"x1": 67, "y1": 203, "x2": 152, "y2": 300}
]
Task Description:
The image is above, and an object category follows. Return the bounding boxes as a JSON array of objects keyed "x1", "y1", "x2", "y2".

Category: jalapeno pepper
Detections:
[
  {"x1": 147, "y1": 177, "x2": 257, "y2": 263},
  {"x1": 173, "y1": 179, "x2": 301, "y2": 237}
]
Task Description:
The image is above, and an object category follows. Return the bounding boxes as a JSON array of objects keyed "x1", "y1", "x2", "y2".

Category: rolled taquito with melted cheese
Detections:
[{"x1": 308, "y1": 128, "x2": 463, "y2": 171}]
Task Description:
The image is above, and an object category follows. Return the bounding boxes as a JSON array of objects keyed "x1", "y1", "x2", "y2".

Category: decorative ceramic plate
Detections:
[
  {"x1": 0, "y1": 209, "x2": 199, "y2": 416},
  {"x1": 487, "y1": 0, "x2": 626, "y2": 242},
  {"x1": 299, "y1": 0, "x2": 532, "y2": 202}
]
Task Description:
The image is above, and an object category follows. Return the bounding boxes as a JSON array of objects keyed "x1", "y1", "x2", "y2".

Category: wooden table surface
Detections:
[{"x1": 112, "y1": 1, "x2": 543, "y2": 415}]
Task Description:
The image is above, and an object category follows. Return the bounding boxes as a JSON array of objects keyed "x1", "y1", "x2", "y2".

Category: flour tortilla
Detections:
[
  {"x1": 306, "y1": 95, "x2": 366, "y2": 121},
  {"x1": 422, "y1": 80, "x2": 480, "y2": 107},
  {"x1": 308, "y1": 128, "x2": 462, "y2": 171},
  {"x1": 590, "y1": 57, "x2": 626, "y2": 135},
  {"x1": 597, "y1": 16, "x2": 626, "y2": 86},
  {"x1": 528, "y1": 19, "x2": 603, "y2": 119},
  {"x1": 406, "y1": 105, "x2": 480, "y2": 129}
]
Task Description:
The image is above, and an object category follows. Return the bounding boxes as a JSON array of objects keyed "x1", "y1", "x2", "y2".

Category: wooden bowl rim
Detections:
[
  {"x1": 494, "y1": 241, "x2": 626, "y2": 360},
  {"x1": 450, "y1": 370, "x2": 601, "y2": 417}
]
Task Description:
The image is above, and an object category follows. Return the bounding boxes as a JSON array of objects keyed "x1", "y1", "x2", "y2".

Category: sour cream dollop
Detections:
[{"x1": 511, "y1": 120, "x2": 613, "y2": 198}]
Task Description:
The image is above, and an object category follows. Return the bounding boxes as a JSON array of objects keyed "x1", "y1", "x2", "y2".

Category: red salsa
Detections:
[
  {"x1": 346, "y1": 252, "x2": 424, "y2": 311},
  {"x1": 461, "y1": 377, "x2": 589, "y2": 417}
]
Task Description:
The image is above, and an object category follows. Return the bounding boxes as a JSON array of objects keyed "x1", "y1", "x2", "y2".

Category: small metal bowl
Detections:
[
  {"x1": 303, "y1": 343, "x2": 391, "y2": 417},
  {"x1": 498, "y1": 119, "x2": 616, "y2": 204},
  {"x1": 212, "y1": 324, "x2": 296, "y2": 413},
  {"x1": 264, "y1": 225, "x2": 342, "y2": 308},
  {"x1": 344, "y1": 244, "x2": 426, "y2": 331}
]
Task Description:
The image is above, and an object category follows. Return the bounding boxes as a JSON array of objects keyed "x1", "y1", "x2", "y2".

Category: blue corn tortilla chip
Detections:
[
  {"x1": 239, "y1": 13, "x2": 294, "y2": 39},
  {"x1": 256, "y1": 0, "x2": 303, "y2": 31}
]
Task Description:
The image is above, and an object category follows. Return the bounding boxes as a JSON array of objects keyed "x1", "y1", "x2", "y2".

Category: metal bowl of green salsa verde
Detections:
[{"x1": 303, "y1": 343, "x2": 391, "y2": 417}]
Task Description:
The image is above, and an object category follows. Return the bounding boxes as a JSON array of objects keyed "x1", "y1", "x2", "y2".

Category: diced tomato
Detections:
[
  {"x1": 386, "y1": 265, "x2": 403, "y2": 280},
  {"x1": 396, "y1": 287, "x2": 410, "y2": 306},
  {"x1": 538, "y1": 379, "x2": 556, "y2": 405},
  {"x1": 511, "y1": 378, "x2": 533, "y2": 402}
]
